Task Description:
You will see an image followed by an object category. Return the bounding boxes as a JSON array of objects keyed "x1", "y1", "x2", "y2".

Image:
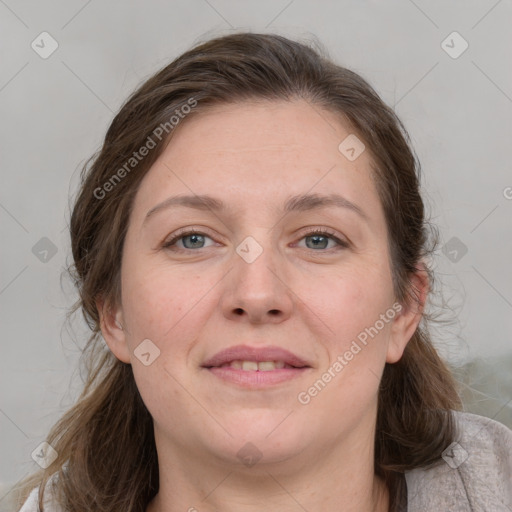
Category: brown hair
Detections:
[{"x1": 14, "y1": 32, "x2": 462, "y2": 512}]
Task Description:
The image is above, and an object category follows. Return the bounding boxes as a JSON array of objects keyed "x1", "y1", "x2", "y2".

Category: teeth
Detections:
[
  {"x1": 242, "y1": 361, "x2": 259, "y2": 371},
  {"x1": 258, "y1": 361, "x2": 277, "y2": 371},
  {"x1": 226, "y1": 360, "x2": 287, "y2": 371}
]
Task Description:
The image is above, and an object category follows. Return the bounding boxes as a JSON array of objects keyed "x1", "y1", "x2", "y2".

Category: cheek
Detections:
[
  {"x1": 120, "y1": 261, "x2": 219, "y2": 348},
  {"x1": 298, "y1": 280, "x2": 394, "y2": 429},
  {"x1": 309, "y1": 267, "x2": 394, "y2": 347}
]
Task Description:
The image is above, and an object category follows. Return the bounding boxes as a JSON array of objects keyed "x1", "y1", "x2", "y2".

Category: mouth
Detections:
[
  {"x1": 215, "y1": 360, "x2": 298, "y2": 371},
  {"x1": 201, "y1": 345, "x2": 312, "y2": 388}
]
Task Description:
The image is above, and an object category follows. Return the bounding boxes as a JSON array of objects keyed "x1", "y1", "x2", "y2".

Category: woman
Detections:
[{"x1": 15, "y1": 32, "x2": 512, "y2": 512}]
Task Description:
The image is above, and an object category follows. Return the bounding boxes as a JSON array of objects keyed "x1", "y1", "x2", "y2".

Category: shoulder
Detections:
[
  {"x1": 18, "y1": 475, "x2": 63, "y2": 512},
  {"x1": 18, "y1": 486, "x2": 39, "y2": 512},
  {"x1": 405, "y1": 410, "x2": 512, "y2": 511}
]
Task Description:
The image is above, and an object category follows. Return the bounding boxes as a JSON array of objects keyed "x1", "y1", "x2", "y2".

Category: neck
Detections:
[{"x1": 146, "y1": 430, "x2": 389, "y2": 512}]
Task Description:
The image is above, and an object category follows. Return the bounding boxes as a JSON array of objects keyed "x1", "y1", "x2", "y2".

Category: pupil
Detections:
[
  {"x1": 308, "y1": 235, "x2": 327, "y2": 249},
  {"x1": 185, "y1": 234, "x2": 204, "y2": 248}
]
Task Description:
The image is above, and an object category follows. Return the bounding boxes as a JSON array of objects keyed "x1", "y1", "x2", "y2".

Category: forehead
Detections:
[
  {"x1": 163, "y1": 99, "x2": 359, "y2": 163},
  {"x1": 131, "y1": 100, "x2": 383, "y2": 223}
]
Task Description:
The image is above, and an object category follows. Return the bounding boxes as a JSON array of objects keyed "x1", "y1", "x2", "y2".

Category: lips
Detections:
[
  {"x1": 202, "y1": 345, "x2": 312, "y2": 388},
  {"x1": 202, "y1": 344, "x2": 310, "y2": 369}
]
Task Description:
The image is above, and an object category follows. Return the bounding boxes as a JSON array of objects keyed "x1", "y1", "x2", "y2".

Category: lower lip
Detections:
[{"x1": 205, "y1": 367, "x2": 310, "y2": 388}]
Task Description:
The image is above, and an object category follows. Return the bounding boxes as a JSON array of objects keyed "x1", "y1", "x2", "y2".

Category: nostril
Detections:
[
  {"x1": 269, "y1": 309, "x2": 280, "y2": 316},
  {"x1": 234, "y1": 308, "x2": 244, "y2": 315}
]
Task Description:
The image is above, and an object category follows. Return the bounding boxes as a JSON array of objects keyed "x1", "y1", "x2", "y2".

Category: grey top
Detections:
[
  {"x1": 19, "y1": 411, "x2": 512, "y2": 511},
  {"x1": 404, "y1": 410, "x2": 512, "y2": 511}
]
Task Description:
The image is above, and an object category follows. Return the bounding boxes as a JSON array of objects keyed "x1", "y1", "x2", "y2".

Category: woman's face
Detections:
[{"x1": 103, "y1": 100, "x2": 422, "y2": 469}]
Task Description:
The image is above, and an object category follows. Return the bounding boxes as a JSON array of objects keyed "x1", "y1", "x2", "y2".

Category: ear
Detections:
[
  {"x1": 386, "y1": 261, "x2": 429, "y2": 364},
  {"x1": 96, "y1": 295, "x2": 131, "y2": 364}
]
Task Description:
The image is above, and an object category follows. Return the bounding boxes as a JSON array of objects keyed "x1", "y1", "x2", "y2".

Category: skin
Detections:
[{"x1": 99, "y1": 99, "x2": 428, "y2": 512}]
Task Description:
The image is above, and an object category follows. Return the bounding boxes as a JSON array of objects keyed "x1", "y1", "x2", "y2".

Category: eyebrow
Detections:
[{"x1": 144, "y1": 192, "x2": 368, "y2": 223}]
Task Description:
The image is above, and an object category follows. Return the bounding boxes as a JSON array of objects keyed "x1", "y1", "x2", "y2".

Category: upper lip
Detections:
[{"x1": 202, "y1": 344, "x2": 310, "y2": 368}]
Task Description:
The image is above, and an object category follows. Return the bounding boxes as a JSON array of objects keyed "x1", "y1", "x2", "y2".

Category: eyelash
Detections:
[{"x1": 162, "y1": 228, "x2": 349, "y2": 253}]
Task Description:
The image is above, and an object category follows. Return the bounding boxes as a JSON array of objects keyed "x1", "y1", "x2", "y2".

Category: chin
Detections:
[{"x1": 206, "y1": 412, "x2": 309, "y2": 465}]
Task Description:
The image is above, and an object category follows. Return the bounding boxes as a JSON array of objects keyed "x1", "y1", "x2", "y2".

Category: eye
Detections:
[
  {"x1": 162, "y1": 228, "x2": 349, "y2": 253},
  {"x1": 297, "y1": 229, "x2": 349, "y2": 251},
  {"x1": 162, "y1": 229, "x2": 216, "y2": 251}
]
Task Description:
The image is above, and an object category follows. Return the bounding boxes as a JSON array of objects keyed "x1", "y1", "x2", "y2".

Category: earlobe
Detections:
[
  {"x1": 386, "y1": 262, "x2": 430, "y2": 364},
  {"x1": 96, "y1": 296, "x2": 131, "y2": 364}
]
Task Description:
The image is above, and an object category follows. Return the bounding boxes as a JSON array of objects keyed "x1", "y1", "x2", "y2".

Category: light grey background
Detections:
[{"x1": 1, "y1": 0, "x2": 511, "y2": 507}]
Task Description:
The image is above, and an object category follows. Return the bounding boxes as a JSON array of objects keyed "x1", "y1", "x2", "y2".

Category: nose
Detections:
[{"x1": 220, "y1": 238, "x2": 294, "y2": 325}]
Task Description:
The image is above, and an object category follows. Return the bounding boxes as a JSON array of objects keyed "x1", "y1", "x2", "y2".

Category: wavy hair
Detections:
[{"x1": 14, "y1": 32, "x2": 462, "y2": 512}]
